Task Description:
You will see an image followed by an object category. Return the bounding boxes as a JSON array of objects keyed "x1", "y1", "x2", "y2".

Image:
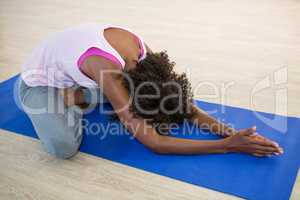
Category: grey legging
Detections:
[{"x1": 17, "y1": 78, "x2": 107, "y2": 159}]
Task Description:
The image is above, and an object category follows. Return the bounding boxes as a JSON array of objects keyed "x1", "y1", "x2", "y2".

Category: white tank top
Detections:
[{"x1": 21, "y1": 23, "x2": 147, "y2": 88}]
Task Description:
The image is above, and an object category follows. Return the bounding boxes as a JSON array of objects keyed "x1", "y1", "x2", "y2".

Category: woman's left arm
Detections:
[{"x1": 189, "y1": 104, "x2": 237, "y2": 137}]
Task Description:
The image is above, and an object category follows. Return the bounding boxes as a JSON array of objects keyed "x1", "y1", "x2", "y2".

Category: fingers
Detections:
[
  {"x1": 235, "y1": 126, "x2": 284, "y2": 157},
  {"x1": 250, "y1": 135, "x2": 280, "y2": 148},
  {"x1": 250, "y1": 144, "x2": 283, "y2": 155},
  {"x1": 252, "y1": 150, "x2": 281, "y2": 157},
  {"x1": 252, "y1": 153, "x2": 271, "y2": 157},
  {"x1": 249, "y1": 135, "x2": 283, "y2": 153},
  {"x1": 252, "y1": 153, "x2": 275, "y2": 157},
  {"x1": 252, "y1": 148, "x2": 282, "y2": 157},
  {"x1": 242, "y1": 127, "x2": 283, "y2": 151}
]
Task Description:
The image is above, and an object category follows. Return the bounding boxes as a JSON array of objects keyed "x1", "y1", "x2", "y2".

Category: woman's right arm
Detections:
[{"x1": 81, "y1": 56, "x2": 282, "y2": 156}]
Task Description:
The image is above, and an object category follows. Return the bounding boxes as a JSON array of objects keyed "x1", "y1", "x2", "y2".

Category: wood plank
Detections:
[
  {"x1": 0, "y1": 0, "x2": 299, "y2": 199},
  {"x1": 0, "y1": 130, "x2": 239, "y2": 200}
]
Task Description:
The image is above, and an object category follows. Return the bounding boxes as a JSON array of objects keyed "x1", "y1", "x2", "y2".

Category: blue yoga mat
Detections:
[{"x1": 0, "y1": 75, "x2": 299, "y2": 200}]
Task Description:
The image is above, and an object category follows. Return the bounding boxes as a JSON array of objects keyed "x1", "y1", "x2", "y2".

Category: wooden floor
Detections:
[{"x1": 0, "y1": 0, "x2": 299, "y2": 199}]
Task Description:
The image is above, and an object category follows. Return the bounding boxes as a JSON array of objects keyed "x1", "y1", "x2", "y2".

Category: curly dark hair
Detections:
[{"x1": 122, "y1": 51, "x2": 196, "y2": 134}]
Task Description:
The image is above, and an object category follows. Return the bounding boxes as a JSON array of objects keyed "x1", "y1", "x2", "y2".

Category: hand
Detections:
[
  {"x1": 222, "y1": 127, "x2": 238, "y2": 137},
  {"x1": 224, "y1": 126, "x2": 283, "y2": 157}
]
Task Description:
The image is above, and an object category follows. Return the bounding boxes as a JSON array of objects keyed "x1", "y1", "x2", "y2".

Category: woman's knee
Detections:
[{"x1": 18, "y1": 82, "x2": 83, "y2": 159}]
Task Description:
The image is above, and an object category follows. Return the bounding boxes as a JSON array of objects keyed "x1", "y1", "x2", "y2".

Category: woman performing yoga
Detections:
[{"x1": 19, "y1": 23, "x2": 283, "y2": 159}]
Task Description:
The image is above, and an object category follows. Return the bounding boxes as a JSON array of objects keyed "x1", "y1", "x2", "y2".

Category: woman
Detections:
[{"x1": 19, "y1": 23, "x2": 283, "y2": 159}]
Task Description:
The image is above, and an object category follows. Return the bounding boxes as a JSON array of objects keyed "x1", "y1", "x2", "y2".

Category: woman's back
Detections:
[{"x1": 21, "y1": 23, "x2": 146, "y2": 88}]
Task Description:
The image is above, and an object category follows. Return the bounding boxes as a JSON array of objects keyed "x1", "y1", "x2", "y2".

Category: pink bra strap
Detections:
[
  {"x1": 77, "y1": 47, "x2": 123, "y2": 69},
  {"x1": 77, "y1": 26, "x2": 146, "y2": 69}
]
